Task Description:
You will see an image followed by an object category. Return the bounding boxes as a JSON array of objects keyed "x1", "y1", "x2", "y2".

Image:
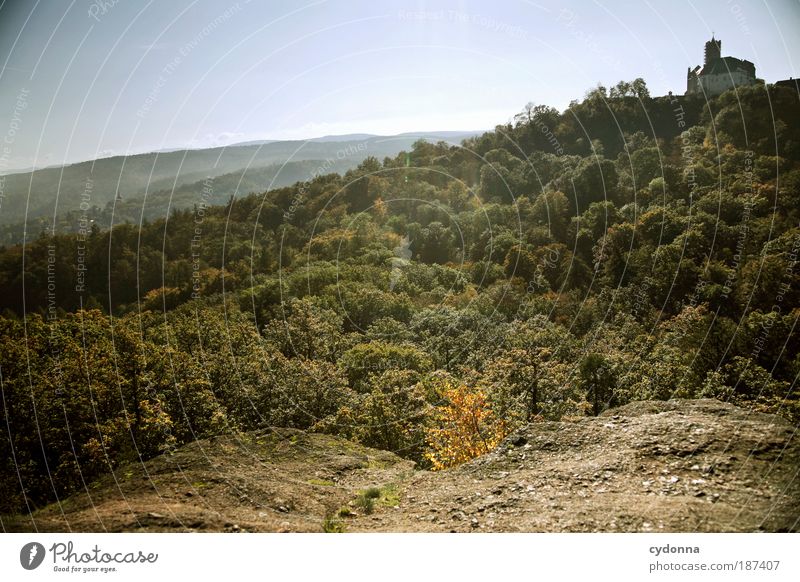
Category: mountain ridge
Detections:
[{"x1": 0, "y1": 130, "x2": 484, "y2": 234}]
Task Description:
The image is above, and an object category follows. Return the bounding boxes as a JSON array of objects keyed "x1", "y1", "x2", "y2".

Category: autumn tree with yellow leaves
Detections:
[{"x1": 425, "y1": 383, "x2": 509, "y2": 470}]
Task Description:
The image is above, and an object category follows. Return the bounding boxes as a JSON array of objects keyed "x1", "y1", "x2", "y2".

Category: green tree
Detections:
[{"x1": 579, "y1": 353, "x2": 616, "y2": 416}]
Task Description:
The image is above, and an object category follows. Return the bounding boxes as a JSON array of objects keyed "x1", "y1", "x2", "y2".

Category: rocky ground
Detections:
[{"x1": 4, "y1": 399, "x2": 798, "y2": 533}]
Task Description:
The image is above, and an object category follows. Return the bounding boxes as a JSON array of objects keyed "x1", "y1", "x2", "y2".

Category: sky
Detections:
[{"x1": 0, "y1": 0, "x2": 798, "y2": 171}]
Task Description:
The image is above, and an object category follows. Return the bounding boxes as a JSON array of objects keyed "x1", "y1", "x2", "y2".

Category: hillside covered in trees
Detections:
[
  {"x1": 0, "y1": 132, "x2": 481, "y2": 246},
  {"x1": 1, "y1": 81, "x2": 799, "y2": 516}
]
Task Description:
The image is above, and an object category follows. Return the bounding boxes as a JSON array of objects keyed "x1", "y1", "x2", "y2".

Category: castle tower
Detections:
[
  {"x1": 704, "y1": 36, "x2": 721, "y2": 65},
  {"x1": 686, "y1": 35, "x2": 756, "y2": 96}
]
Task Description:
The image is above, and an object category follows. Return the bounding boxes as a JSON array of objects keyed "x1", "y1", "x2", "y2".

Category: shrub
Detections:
[{"x1": 425, "y1": 383, "x2": 509, "y2": 470}]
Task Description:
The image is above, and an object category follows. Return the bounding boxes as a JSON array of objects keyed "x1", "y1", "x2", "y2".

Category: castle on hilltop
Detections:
[{"x1": 686, "y1": 36, "x2": 756, "y2": 96}]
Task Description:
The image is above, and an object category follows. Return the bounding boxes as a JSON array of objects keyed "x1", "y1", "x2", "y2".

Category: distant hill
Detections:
[
  {"x1": 230, "y1": 131, "x2": 482, "y2": 146},
  {"x1": 0, "y1": 131, "x2": 483, "y2": 241},
  {"x1": 4, "y1": 158, "x2": 362, "y2": 243}
]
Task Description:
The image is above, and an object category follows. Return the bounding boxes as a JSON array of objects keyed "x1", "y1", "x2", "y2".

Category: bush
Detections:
[
  {"x1": 339, "y1": 341, "x2": 433, "y2": 391},
  {"x1": 425, "y1": 383, "x2": 509, "y2": 470}
]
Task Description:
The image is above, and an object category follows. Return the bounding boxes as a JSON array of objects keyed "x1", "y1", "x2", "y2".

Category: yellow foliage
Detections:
[
  {"x1": 373, "y1": 197, "x2": 387, "y2": 222},
  {"x1": 304, "y1": 228, "x2": 355, "y2": 259},
  {"x1": 424, "y1": 383, "x2": 509, "y2": 471}
]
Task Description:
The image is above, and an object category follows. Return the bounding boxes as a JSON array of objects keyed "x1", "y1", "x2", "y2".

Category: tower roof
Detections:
[{"x1": 699, "y1": 55, "x2": 755, "y2": 77}]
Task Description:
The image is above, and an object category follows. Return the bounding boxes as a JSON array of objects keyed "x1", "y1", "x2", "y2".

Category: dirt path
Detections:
[
  {"x1": 350, "y1": 400, "x2": 800, "y2": 532},
  {"x1": 5, "y1": 399, "x2": 798, "y2": 533}
]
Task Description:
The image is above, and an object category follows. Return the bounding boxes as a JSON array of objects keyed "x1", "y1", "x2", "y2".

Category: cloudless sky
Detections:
[{"x1": 0, "y1": 0, "x2": 798, "y2": 170}]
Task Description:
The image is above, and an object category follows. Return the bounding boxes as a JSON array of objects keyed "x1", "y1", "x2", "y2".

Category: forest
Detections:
[{"x1": 1, "y1": 81, "x2": 798, "y2": 515}]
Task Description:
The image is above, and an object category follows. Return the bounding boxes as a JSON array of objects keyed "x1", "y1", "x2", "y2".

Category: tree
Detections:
[
  {"x1": 514, "y1": 101, "x2": 537, "y2": 126},
  {"x1": 339, "y1": 340, "x2": 433, "y2": 391},
  {"x1": 631, "y1": 77, "x2": 650, "y2": 100},
  {"x1": 262, "y1": 298, "x2": 344, "y2": 360},
  {"x1": 482, "y1": 348, "x2": 546, "y2": 423},
  {"x1": 424, "y1": 383, "x2": 509, "y2": 470},
  {"x1": 479, "y1": 163, "x2": 514, "y2": 204},
  {"x1": 319, "y1": 369, "x2": 431, "y2": 463},
  {"x1": 553, "y1": 157, "x2": 619, "y2": 214},
  {"x1": 610, "y1": 80, "x2": 631, "y2": 99},
  {"x1": 579, "y1": 353, "x2": 616, "y2": 416},
  {"x1": 586, "y1": 83, "x2": 608, "y2": 101},
  {"x1": 418, "y1": 221, "x2": 453, "y2": 264},
  {"x1": 530, "y1": 190, "x2": 570, "y2": 241}
]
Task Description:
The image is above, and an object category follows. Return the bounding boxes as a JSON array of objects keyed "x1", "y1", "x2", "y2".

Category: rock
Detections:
[{"x1": 511, "y1": 435, "x2": 527, "y2": 447}]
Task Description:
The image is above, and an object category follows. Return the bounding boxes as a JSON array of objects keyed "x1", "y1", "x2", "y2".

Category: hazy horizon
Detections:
[{"x1": 0, "y1": 128, "x2": 488, "y2": 175}]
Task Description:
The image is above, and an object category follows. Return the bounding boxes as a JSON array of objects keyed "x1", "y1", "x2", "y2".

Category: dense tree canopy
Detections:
[{"x1": 2, "y1": 81, "x2": 799, "y2": 513}]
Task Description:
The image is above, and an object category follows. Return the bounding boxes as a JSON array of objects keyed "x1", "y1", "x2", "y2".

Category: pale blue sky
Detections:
[{"x1": 0, "y1": 0, "x2": 798, "y2": 170}]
